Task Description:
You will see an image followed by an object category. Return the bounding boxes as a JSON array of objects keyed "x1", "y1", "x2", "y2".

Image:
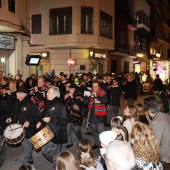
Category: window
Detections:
[
  {"x1": 81, "y1": 7, "x2": 93, "y2": 34},
  {"x1": 100, "y1": 11, "x2": 112, "y2": 39},
  {"x1": 49, "y1": 7, "x2": 72, "y2": 35},
  {"x1": 32, "y1": 14, "x2": 42, "y2": 34},
  {"x1": 8, "y1": 0, "x2": 15, "y2": 13},
  {"x1": 136, "y1": 10, "x2": 149, "y2": 27}
]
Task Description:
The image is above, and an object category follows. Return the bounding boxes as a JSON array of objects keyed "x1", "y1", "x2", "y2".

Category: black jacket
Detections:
[
  {"x1": 41, "y1": 97, "x2": 67, "y2": 144},
  {"x1": 108, "y1": 86, "x2": 122, "y2": 106},
  {"x1": 124, "y1": 79, "x2": 137, "y2": 100},
  {"x1": 0, "y1": 96, "x2": 10, "y2": 135},
  {"x1": 12, "y1": 96, "x2": 40, "y2": 139}
]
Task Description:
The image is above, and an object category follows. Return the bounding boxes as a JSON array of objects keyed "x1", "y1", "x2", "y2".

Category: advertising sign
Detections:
[{"x1": 0, "y1": 34, "x2": 15, "y2": 50}]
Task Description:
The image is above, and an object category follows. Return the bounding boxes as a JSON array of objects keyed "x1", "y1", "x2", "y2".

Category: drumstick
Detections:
[
  {"x1": 1, "y1": 138, "x2": 6, "y2": 147},
  {"x1": 9, "y1": 125, "x2": 12, "y2": 131},
  {"x1": 9, "y1": 126, "x2": 22, "y2": 131}
]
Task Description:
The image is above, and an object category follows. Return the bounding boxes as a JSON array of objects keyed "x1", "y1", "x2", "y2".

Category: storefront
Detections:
[
  {"x1": 0, "y1": 34, "x2": 15, "y2": 75},
  {"x1": 150, "y1": 60, "x2": 169, "y2": 83}
]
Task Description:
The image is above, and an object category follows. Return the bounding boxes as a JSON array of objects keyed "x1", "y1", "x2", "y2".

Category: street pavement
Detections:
[{"x1": 0, "y1": 94, "x2": 150, "y2": 170}]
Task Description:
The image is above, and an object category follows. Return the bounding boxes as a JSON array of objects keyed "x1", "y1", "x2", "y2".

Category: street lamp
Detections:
[
  {"x1": 89, "y1": 51, "x2": 94, "y2": 57},
  {"x1": 1, "y1": 57, "x2": 5, "y2": 73}
]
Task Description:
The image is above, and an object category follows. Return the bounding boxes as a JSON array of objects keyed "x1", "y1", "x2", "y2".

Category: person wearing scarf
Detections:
[{"x1": 88, "y1": 81, "x2": 108, "y2": 150}]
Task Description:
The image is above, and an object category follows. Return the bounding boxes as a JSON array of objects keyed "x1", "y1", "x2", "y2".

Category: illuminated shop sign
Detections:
[
  {"x1": 0, "y1": 34, "x2": 15, "y2": 50},
  {"x1": 94, "y1": 52, "x2": 106, "y2": 59}
]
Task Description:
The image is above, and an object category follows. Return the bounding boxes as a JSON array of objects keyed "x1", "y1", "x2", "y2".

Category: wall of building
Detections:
[{"x1": 29, "y1": 0, "x2": 114, "y2": 76}]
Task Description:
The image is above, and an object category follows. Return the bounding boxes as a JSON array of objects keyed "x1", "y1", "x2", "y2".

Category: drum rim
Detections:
[{"x1": 3, "y1": 123, "x2": 24, "y2": 144}]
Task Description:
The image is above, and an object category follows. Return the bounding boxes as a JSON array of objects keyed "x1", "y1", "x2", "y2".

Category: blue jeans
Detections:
[
  {"x1": 42, "y1": 141, "x2": 61, "y2": 168},
  {"x1": 107, "y1": 105, "x2": 119, "y2": 124},
  {"x1": 21, "y1": 138, "x2": 33, "y2": 164}
]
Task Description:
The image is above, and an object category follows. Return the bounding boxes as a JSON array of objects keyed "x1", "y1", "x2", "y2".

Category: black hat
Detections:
[
  {"x1": 17, "y1": 86, "x2": 29, "y2": 94},
  {"x1": 69, "y1": 83, "x2": 77, "y2": 88}
]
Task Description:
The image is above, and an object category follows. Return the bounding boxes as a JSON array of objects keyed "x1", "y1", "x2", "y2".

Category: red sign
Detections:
[{"x1": 67, "y1": 58, "x2": 76, "y2": 66}]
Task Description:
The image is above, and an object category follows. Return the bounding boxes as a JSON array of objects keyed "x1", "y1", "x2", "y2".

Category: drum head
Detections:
[{"x1": 4, "y1": 124, "x2": 23, "y2": 140}]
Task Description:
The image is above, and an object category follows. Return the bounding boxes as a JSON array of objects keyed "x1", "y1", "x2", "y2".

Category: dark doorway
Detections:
[{"x1": 111, "y1": 60, "x2": 117, "y2": 73}]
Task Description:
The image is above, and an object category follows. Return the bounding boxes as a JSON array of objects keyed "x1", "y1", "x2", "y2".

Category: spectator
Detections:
[
  {"x1": 18, "y1": 163, "x2": 36, "y2": 170},
  {"x1": 135, "y1": 103, "x2": 149, "y2": 125},
  {"x1": 123, "y1": 105, "x2": 138, "y2": 141},
  {"x1": 110, "y1": 116, "x2": 123, "y2": 128},
  {"x1": 124, "y1": 73, "x2": 137, "y2": 105},
  {"x1": 147, "y1": 101, "x2": 170, "y2": 170},
  {"x1": 49, "y1": 69, "x2": 55, "y2": 78},
  {"x1": 77, "y1": 138, "x2": 104, "y2": 170},
  {"x1": 56, "y1": 151, "x2": 85, "y2": 170},
  {"x1": 107, "y1": 78, "x2": 122, "y2": 126},
  {"x1": 105, "y1": 140, "x2": 137, "y2": 170},
  {"x1": 152, "y1": 74, "x2": 163, "y2": 94},
  {"x1": 131, "y1": 121, "x2": 163, "y2": 169}
]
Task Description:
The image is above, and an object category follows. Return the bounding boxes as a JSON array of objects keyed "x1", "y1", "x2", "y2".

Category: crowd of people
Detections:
[{"x1": 0, "y1": 70, "x2": 169, "y2": 170}]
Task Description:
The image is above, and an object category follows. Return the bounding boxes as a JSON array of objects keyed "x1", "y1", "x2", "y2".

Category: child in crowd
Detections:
[
  {"x1": 77, "y1": 138, "x2": 104, "y2": 170},
  {"x1": 56, "y1": 151, "x2": 84, "y2": 170}
]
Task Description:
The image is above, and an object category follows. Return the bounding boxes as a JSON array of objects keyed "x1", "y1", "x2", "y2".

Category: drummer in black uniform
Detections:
[
  {"x1": 7, "y1": 86, "x2": 40, "y2": 165},
  {"x1": 36, "y1": 86, "x2": 67, "y2": 169}
]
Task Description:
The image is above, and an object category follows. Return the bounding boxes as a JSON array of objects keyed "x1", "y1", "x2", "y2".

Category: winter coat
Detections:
[
  {"x1": 41, "y1": 97, "x2": 67, "y2": 144},
  {"x1": 12, "y1": 96, "x2": 40, "y2": 139}
]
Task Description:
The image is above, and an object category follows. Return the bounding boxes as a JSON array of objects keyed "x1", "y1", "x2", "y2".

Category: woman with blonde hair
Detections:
[
  {"x1": 77, "y1": 138, "x2": 104, "y2": 170},
  {"x1": 56, "y1": 151, "x2": 85, "y2": 170},
  {"x1": 131, "y1": 121, "x2": 163, "y2": 169},
  {"x1": 123, "y1": 105, "x2": 138, "y2": 140}
]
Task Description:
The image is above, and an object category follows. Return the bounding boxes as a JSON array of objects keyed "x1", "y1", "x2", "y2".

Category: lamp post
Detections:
[{"x1": 1, "y1": 57, "x2": 5, "y2": 74}]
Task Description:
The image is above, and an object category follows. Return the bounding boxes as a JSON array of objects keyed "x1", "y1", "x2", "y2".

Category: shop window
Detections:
[
  {"x1": 100, "y1": 11, "x2": 112, "y2": 39},
  {"x1": 8, "y1": 0, "x2": 15, "y2": 13},
  {"x1": 81, "y1": 7, "x2": 93, "y2": 34},
  {"x1": 49, "y1": 7, "x2": 72, "y2": 35},
  {"x1": 32, "y1": 14, "x2": 42, "y2": 34}
]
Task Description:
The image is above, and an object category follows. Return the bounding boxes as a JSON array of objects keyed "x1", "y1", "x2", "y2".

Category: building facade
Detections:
[
  {"x1": 29, "y1": 0, "x2": 115, "y2": 76},
  {"x1": 0, "y1": 0, "x2": 30, "y2": 79}
]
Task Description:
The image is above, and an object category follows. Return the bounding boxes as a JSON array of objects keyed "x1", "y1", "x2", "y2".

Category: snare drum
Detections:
[
  {"x1": 3, "y1": 123, "x2": 24, "y2": 145},
  {"x1": 29, "y1": 126, "x2": 54, "y2": 150}
]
